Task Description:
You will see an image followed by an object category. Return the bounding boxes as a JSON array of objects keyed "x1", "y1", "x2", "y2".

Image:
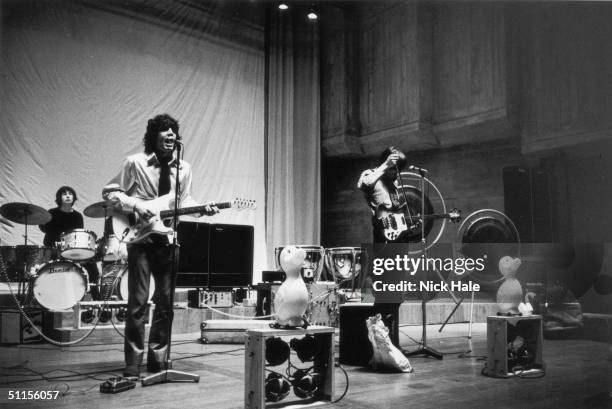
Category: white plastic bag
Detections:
[{"x1": 366, "y1": 313, "x2": 413, "y2": 373}]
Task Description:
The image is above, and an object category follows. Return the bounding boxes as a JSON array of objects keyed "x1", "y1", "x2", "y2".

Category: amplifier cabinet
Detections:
[{"x1": 0, "y1": 308, "x2": 43, "y2": 344}]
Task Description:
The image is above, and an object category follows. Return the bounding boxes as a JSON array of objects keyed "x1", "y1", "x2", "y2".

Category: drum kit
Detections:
[{"x1": 0, "y1": 201, "x2": 135, "y2": 311}]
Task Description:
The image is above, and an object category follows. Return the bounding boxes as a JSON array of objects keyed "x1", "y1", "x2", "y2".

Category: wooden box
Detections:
[
  {"x1": 245, "y1": 326, "x2": 335, "y2": 408},
  {"x1": 484, "y1": 315, "x2": 544, "y2": 378}
]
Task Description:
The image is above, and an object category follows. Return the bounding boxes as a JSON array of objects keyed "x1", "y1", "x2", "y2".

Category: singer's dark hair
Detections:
[
  {"x1": 55, "y1": 186, "x2": 77, "y2": 207},
  {"x1": 378, "y1": 146, "x2": 406, "y2": 170},
  {"x1": 143, "y1": 114, "x2": 179, "y2": 154}
]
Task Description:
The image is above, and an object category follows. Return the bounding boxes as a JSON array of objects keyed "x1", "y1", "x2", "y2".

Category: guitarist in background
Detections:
[
  {"x1": 103, "y1": 113, "x2": 218, "y2": 379},
  {"x1": 358, "y1": 146, "x2": 408, "y2": 353}
]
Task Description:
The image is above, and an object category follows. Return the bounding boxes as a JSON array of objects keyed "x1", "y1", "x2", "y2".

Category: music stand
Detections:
[{"x1": 142, "y1": 141, "x2": 199, "y2": 386}]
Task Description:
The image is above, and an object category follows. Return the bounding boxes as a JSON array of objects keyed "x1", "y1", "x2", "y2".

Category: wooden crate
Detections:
[
  {"x1": 484, "y1": 315, "x2": 544, "y2": 378},
  {"x1": 244, "y1": 326, "x2": 335, "y2": 408}
]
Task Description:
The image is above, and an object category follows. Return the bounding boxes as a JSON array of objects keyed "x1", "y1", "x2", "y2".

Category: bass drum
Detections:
[{"x1": 33, "y1": 260, "x2": 88, "y2": 310}]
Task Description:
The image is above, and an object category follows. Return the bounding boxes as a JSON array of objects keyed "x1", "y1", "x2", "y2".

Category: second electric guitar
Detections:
[
  {"x1": 377, "y1": 207, "x2": 461, "y2": 241},
  {"x1": 112, "y1": 194, "x2": 256, "y2": 244}
]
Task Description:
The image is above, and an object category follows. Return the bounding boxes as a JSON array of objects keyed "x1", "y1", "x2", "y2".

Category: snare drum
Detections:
[
  {"x1": 33, "y1": 260, "x2": 88, "y2": 310},
  {"x1": 324, "y1": 247, "x2": 363, "y2": 282},
  {"x1": 60, "y1": 229, "x2": 97, "y2": 261},
  {"x1": 274, "y1": 245, "x2": 325, "y2": 283},
  {"x1": 98, "y1": 235, "x2": 127, "y2": 262}
]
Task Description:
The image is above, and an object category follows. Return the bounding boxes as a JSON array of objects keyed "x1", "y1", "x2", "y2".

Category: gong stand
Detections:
[{"x1": 399, "y1": 168, "x2": 443, "y2": 360}]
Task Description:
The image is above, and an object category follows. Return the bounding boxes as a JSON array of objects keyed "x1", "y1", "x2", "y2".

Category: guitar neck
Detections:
[
  {"x1": 423, "y1": 213, "x2": 450, "y2": 221},
  {"x1": 159, "y1": 202, "x2": 232, "y2": 219}
]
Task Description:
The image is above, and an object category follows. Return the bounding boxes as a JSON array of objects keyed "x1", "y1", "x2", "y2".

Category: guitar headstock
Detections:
[
  {"x1": 449, "y1": 208, "x2": 461, "y2": 223},
  {"x1": 232, "y1": 198, "x2": 257, "y2": 210}
]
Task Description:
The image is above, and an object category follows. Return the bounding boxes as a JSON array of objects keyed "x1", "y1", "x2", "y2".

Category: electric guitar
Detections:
[
  {"x1": 376, "y1": 207, "x2": 461, "y2": 242},
  {"x1": 112, "y1": 194, "x2": 256, "y2": 244}
]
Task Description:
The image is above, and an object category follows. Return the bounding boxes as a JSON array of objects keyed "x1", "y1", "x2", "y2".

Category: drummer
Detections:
[
  {"x1": 39, "y1": 186, "x2": 100, "y2": 298},
  {"x1": 39, "y1": 186, "x2": 84, "y2": 246}
]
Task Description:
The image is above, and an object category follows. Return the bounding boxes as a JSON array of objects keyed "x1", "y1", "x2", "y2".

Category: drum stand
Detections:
[
  {"x1": 402, "y1": 168, "x2": 443, "y2": 360},
  {"x1": 142, "y1": 140, "x2": 199, "y2": 386}
]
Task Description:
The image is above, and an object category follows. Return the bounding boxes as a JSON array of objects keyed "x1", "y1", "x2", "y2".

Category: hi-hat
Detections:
[
  {"x1": 84, "y1": 201, "x2": 115, "y2": 218},
  {"x1": 0, "y1": 202, "x2": 51, "y2": 225}
]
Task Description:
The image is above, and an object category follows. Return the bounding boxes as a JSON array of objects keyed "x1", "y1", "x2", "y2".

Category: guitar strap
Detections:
[{"x1": 394, "y1": 164, "x2": 415, "y2": 225}]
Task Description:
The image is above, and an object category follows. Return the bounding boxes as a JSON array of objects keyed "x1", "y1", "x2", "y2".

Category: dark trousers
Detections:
[{"x1": 125, "y1": 242, "x2": 175, "y2": 373}]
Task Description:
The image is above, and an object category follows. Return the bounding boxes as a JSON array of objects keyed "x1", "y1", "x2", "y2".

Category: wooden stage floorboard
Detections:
[{"x1": 0, "y1": 323, "x2": 610, "y2": 409}]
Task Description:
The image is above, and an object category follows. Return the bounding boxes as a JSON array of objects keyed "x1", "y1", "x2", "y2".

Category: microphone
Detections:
[
  {"x1": 174, "y1": 136, "x2": 183, "y2": 148},
  {"x1": 408, "y1": 165, "x2": 428, "y2": 173}
]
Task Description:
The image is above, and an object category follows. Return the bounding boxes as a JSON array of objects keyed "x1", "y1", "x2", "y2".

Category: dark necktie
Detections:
[{"x1": 158, "y1": 158, "x2": 171, "y2": 196}]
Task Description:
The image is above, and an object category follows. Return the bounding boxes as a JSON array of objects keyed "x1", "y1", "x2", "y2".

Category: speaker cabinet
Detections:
[
  {"x1": 0, "y1": 308, "x2": 43, "y2": 344},
  {"x1": 176, "y1": 222, "x2": 210, "y2": 287},
  {"x1": 503, "y1": 166, "x2": 553, "y2": 242},
  {"x1": 209, "y1": 224, "x2": 254, "y2": 288},
  {"x1": 176, "y1": 222, "x2": 253, "y2": 288}
]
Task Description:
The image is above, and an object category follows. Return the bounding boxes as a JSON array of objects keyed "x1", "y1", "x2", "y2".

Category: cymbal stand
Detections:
[
  {"x1": 18, "y1": 211, "x2": 30, "y2": 303},
  {"x1": 403, "y1": 168, "x2": 443, "y2": 360}
]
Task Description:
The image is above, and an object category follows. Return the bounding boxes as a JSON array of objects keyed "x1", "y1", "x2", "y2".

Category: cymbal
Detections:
[
  {"x1": 0, "y1": 215, "x2": 14, "y2": 227},
  {"x1": 84, "y1": 201, "x2": 115, "y2": 218},
  {"x1": 0, "y1": 202, "x2": 51, "y2": 225}
]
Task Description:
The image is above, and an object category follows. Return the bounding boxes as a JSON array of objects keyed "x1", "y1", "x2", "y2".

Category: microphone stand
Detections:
[
  {"x1": 403, "y1": 168, "x2": 443, "y2": 360},
  {"x1": 142, "y1": 140, "x2": 200, "y2": 386}
]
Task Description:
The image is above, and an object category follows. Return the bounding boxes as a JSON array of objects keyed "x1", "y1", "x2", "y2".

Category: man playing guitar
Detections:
[
  {"x1": 102, "y1": 114, "x2": 218, "y2": 379},
  {"x1": 358, "y1": 146, "x2": 409, "y2": 353}
]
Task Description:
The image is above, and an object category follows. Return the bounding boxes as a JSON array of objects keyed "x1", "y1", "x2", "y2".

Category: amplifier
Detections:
[
  {"x1": 0, "y1": 308, "x2": 43, "y2": 344},
  {"x1": 73, "y1": 301, "x2": 154, "y2": 329},
  {"x1": 190, "y1": 291, "x2": 234, "y2": 308}
]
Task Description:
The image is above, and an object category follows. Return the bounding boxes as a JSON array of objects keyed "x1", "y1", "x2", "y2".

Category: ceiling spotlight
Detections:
[
  {"x1": 278, "y1": 3, "x2": 289, "y2": 10},
  {"x1": 307, "y1": 10, "x2": 318, "y2": 20}
]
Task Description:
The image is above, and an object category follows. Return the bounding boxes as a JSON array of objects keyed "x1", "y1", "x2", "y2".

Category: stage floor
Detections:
[{"x1": 0, "y1": 323, "x2": 610, "y2": 409}]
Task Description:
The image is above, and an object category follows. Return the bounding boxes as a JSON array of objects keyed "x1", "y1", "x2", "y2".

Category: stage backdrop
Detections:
[{"x1": 0, "y1": 1, "x2": 267, "y2": 281}]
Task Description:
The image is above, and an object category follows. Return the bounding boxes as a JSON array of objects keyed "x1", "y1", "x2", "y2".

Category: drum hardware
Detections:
[
  {"x1": 399, "y1": 169, "x2": 446, "y2": 360},
  {"x1": 83, "y1": 201, "x2": 116, "y2": 219},
  {"x1": 0, "y1": 202, "x2": 52, "y2": 226},
  {"x1": 274, "y1": 245, "x2": 325, "y2": 283},
  {"x1": 445, "y1": 209, "x2": 521, "y2": 338},
  {"x1": 59, "y1": 229, "x2": 98, "y2": 261},
  {"x1": 0, "y1": 202, "x2": 52, "y2": 300}
]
